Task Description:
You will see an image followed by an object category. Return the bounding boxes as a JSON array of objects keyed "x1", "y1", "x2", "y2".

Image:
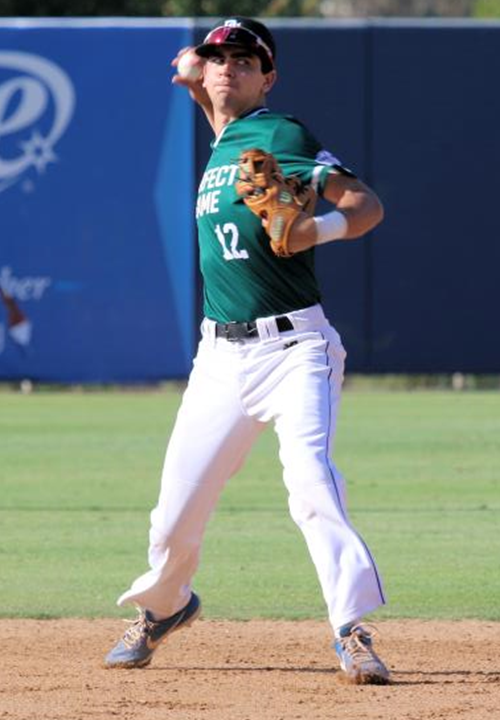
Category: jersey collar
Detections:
[
  {"x1": 239, "y1": 106, "x2": 270, "y2": 120},
  {"x1": 212, "y1": 107, "x2": 270, "y2": 148}
]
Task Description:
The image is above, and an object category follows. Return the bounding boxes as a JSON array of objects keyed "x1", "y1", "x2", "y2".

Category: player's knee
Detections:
[{"x1": 283, "y1": 458, "x2": 333, "y2": 492}]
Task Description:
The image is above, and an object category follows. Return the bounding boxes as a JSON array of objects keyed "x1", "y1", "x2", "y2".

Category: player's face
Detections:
[{"x1": 203, "y1": 46, "x2": 276, "y2": 117}]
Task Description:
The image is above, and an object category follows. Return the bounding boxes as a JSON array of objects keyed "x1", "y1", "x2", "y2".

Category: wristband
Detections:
[{"x1": 314, "y1": 211, "x2": 348, "y2": 245}]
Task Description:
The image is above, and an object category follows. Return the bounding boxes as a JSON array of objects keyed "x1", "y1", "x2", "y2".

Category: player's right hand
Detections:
[{"x1": 171, "y1": 47, "x2": 211, "y2": 108}]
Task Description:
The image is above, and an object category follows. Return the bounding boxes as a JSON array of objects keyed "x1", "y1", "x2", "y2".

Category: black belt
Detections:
[{"x1": 215, "y1": 315, "x2": 294, "y2": 342}]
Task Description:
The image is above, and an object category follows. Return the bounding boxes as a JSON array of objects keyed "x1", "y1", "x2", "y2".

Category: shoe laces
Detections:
[
  {"x1": 338, "y1": 624, "x2": 378, "y2": 662},
  {"x1": 121, "y1": 611, "x2": 155, "y2": 648}
]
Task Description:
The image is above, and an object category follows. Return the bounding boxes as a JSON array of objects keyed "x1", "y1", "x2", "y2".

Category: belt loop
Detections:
[
  {"x1": 202, "y1": 318, "x2": 216, "y2": 346},
  {"x1": 256, "y1": 317, "x2": 279, "y2": 340}
]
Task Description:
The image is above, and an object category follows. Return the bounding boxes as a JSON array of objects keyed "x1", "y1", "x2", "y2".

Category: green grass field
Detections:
[{"x1": 1, "y1": 387, "x2": 499, "y2": 621}]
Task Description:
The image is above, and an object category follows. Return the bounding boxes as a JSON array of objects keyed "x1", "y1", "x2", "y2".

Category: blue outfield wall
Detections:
[
  {"x1": 1, "y1": 20, "x2": 499, "y2": 381},
  {"x1": 0, "y1": 20, "x2": 196, "y2": 382},
  {"x1": 369, "y1": 21, "x2": 500, "y2": 373}
]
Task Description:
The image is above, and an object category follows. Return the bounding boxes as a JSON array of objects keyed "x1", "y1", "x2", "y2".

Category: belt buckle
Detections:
[
  {"x1": 221, "y1": 321, "x2": 258, "y2": 342},
  {"x1": 221, "y1": 321, "x2": 243, "y2": 342}
]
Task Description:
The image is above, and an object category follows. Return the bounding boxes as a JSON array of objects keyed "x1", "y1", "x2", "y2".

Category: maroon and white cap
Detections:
[{"x1": 195, "y1": 17, "x2": 276, "y2": 73}]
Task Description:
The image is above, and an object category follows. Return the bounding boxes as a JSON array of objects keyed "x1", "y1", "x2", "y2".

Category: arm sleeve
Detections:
[{"x1": 269, "y1": 117, "x2": 356, "y2": 195}]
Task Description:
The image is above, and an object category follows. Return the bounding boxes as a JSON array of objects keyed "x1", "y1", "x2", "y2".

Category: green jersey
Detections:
[{"x1": 196, "y1": 109, "x2": 344, "y2": 323}]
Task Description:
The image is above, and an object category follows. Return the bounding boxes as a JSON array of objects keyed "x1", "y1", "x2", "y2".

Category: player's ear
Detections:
[{"x1": 263, "y1": 70, "x2": 277, "y2": 94}]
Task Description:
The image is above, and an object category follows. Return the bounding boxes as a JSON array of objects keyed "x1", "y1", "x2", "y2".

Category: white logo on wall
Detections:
[
  {"x1": 0, "y1": 266, "x2": 52, "y2": 355},
  {"x1": 0, "y1": 51, "x2": 75, "y2": 194},
  {"x1": 1, "y1": 265, "x2": 52, "y2": 301}
]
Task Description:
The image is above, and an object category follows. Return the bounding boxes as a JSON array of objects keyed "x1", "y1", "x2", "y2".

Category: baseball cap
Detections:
[{"x1": 195, "y1": 17, "x2": 276, "y2": 74}]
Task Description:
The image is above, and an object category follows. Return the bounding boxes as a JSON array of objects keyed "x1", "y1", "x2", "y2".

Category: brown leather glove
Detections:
[{"x1": 235, "y1": 148, "x2": 317, "y2": 257}]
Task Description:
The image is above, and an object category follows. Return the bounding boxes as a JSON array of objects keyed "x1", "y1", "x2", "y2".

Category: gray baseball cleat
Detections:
[
  {"x1": 334, "y1": 624, "x2": 390, "y2": 684},
  {"x1": 105, "y1": 592, "x2": 201, "y2": 669}
]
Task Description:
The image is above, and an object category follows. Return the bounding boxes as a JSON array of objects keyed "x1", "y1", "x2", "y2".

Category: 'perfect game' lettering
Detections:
[{"x1": 196, "y1": 163, "x2": 239, "y2": 219}]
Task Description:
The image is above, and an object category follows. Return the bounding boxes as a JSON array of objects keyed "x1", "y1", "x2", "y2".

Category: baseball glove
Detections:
[{"x1": 235, "y1": 148, "x2": 317, "y2": 257}]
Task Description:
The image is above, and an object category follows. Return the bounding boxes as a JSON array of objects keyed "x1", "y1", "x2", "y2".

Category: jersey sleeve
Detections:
[{"x1": 269, "y1": 116, "x2": 356, "y2": 195}]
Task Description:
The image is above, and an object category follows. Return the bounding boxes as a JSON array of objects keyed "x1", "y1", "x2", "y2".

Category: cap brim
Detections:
[{"x1": 195, "y1": 42, "x2": 273, "y2": 73}]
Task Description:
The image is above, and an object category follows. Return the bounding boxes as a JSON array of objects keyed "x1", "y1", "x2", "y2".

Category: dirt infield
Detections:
[{"x1": 1, "y1": 619, "x2": 499, "y2": 720}]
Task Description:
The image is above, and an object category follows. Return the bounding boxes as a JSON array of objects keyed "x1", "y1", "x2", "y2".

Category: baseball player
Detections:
[{"x1": 105, "y1": 16, "x2": 390, "y2": 685}]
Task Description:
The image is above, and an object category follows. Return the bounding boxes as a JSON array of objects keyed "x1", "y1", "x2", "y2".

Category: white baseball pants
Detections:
[{"x1": 117, "y1": 304, "x2": 386, "y2": 632}]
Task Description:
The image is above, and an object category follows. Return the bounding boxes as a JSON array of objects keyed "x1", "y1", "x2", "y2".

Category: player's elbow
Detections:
[
  {"x1": 350, "y1": 185, "x2": 384, "y2": 237},
  {"x1": 371, "y1": 195, "x2": 385, "y2": 229},
  {"x1": 361, "y1": 193, "x2": 384, "y2": 235}
]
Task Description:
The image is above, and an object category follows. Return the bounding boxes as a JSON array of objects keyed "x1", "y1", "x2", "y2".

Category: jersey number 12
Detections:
[{"x1": 215, "y1": 223, "x2": 249, "y2": 261}]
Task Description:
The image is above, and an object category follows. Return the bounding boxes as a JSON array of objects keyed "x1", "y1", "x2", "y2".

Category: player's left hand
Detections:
[{"x1": 235, "y1": 148, "x2": 317, "y2": 257}]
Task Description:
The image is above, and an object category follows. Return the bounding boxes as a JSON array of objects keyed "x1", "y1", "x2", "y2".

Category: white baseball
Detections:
[{"x1": 177, "y1": 51, "x2": 204, "y2": 82}]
